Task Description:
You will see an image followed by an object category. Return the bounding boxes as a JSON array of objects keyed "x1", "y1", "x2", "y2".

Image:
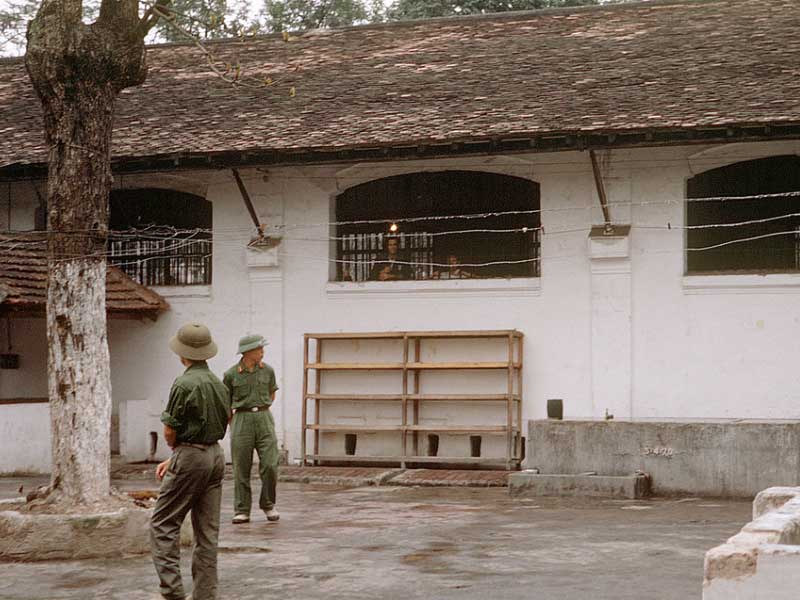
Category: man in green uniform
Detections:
[
  {"x1": 224, "y1": 333, "x2": 280, "y2": 524},
  {"x1": 150, "y1": 323, "x2": 231, "y2": 600}
]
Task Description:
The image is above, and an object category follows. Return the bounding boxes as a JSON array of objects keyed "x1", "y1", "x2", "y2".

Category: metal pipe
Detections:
[
  {"x1": 589, "y1": 149, "x2": 614, "y2": 234},
  {"x1": 231, "y1": 168, "x2": 262, "y2": 231}
]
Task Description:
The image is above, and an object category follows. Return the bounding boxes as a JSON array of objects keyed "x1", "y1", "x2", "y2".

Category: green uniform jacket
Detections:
[
  {"x1": 223, "y1": 361, "x2": 279, "y2": 410},
  {"x1": 161, "y1": 362, "x2": 231, "y2": 444}
]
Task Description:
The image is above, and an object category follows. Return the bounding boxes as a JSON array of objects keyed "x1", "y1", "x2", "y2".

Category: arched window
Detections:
[
  {"x1": 686, "y1": 156, "x2": 800, "y2": 274},
  {"x1": 109, "y1": 188, "x2": 212, "y2": 286},
  {"x1": 334, "y1": 171, "x2": 540, "y2": 282}
]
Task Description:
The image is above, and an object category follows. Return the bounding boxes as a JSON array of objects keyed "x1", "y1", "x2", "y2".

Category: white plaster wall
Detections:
[
  {"x1": 0, "y1": 319, "x2": 50, "y2": 473},
  {"x1": 0, "y1": 404, "x2": 51, "y2": 473},
  {"x1": 628, "y1": 141, "x2": 800, "y2": 420},
  {"x1": 274, "y1": 156, "x2": 596, "y2": 461},
  {"x1": 4, "y1": 140, "x2": 800, "y2": 470},
  {"x1": 107, "y1": 171, "x2": 258, "y2": 463}
]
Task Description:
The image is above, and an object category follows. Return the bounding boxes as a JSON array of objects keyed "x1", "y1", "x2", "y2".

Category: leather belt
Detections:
[
  {"x1": 233, "y1": 406, "x2": 269, "y2": 414},
  {"x1": 180, "y1": 442, "x2": 216, "y2": 449}
]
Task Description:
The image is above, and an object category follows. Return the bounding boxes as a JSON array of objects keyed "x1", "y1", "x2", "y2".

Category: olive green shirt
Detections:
[
  {"x1": 223, "y1": 361, "x2": 279, "y2": 411},
  {"x1": 161, "y1": 362, "x2": 231, "y2": 444}
]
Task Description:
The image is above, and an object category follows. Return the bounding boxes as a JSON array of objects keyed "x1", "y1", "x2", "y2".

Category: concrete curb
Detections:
[
  {"x1": 508, "y1": 472, "x2": 652, "y2": 499},
  {"x1": 387, "y1": 469, "x2": 511, "y2": 488},
  {"x1": 278, "y1": 467, "x2": 405, "y2": 487},
  {"x1": 278, "y1": 467, "x2": 514, "y2": 488}
]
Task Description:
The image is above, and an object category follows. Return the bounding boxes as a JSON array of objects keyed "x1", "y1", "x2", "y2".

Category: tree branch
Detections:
[
  {"x1": 137, "y1": 0, "x2": 172, "y2": 37},
  {"x1": 149, "y1": 3, "x2": 299, "y2": 92}
]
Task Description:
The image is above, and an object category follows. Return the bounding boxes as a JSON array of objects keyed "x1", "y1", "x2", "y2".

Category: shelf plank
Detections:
[
  {"x1": 307, "y1": 362, "x2": 520, "y2": 370},
  {"x1": 306, "y1": 394, "x2": 405, "y2": 401},
  {"x1": 304, "y1": 424, "x2": 512, "y2": 433},
  {"x1": 307, "y1": 362, "x2": 405, "y2": 370},
  {"x1": 304, "y1": 330, "x2": 523, "y2": 340},
  {"x1": 305, "y1": 332, "x2": 407, "y2": 340},
  {"x1": 305, "y1": 393, "x2": 520, "y2": 402},
  {"x1": 403, "y1": 330, "x2": 523, "y2": 339},
  {"x1": 406, "y1": 362, "x2": 519, "y2": 370},
  {"x1": 306, "y1": 424, "x2": 404, "y2": 432},
  {"x1": 406, "y1": 425, "x2": 509, "y2": 433},
  {"x1": 306, "y1": 454, "x2": 519, "y2": 465},
  {"x1": 409, "y1": 394, "x2": 520, "y2": 401}
]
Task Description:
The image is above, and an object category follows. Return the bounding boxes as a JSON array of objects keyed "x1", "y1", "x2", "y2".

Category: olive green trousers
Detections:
[
  {"x1": 231, "y1": 409, "x2": 279, "y2": 515},
  {"x1": 150, "y1": 443, "x2": 225, "y2": 600}
]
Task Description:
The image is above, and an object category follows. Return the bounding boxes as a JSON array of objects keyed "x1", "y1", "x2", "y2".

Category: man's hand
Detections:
[{"x1": 155, "y1": 459, "x2": 171, "y2": 481}]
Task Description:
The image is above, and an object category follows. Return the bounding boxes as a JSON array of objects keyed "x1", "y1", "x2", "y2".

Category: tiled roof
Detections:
[
  {"x1": 0, "y1": 234, "x2": 169, "y2": 318},
  {"x1": 0, "y1": 0, "x2": 799, "y2": 168}
]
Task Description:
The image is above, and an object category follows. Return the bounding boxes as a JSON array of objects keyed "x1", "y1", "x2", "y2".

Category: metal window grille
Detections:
[
  {"x1": 108, "y1": 236, "x2": 212, "y2": 286},
  {"x1": 336, "y1": 229, "x2": 540, "y2": 282}
]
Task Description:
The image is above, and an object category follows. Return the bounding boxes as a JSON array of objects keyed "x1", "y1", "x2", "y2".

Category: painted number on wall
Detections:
[{"x1": 642, "y1": 446, "x2": 674, "y2": 458}]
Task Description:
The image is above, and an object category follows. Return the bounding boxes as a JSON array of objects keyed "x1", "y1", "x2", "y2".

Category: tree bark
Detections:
[{"x1": 25, "y1": 0, "x2": 148, "y2": 507}]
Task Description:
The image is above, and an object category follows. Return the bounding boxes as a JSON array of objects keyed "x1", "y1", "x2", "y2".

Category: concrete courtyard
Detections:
[{"x1": 0, "y1": 473, "x2": 749, "y2": 600}]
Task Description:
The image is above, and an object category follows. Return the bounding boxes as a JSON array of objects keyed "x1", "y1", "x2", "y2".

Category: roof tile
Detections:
[{"x1": 0, "y1": 0, "x2": 798, "y2": 168}]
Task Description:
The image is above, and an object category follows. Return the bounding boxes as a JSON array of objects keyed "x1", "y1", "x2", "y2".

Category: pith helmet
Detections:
[
  {"x1": 238, "y1": 333, "x2": 268, "y2": 354},
  {"x1": 169, "y1": 322, "x2": 218, "y2": 361}
]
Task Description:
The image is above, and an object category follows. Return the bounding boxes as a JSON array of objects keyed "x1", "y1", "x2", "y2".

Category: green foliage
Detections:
[
  {"x1": 260, "y1": 0, "x2": 383, "y2": 33},
  {"x1": 0, "y1": 0, "x2": 38, "y2": 55},
  {"x1": 387, "y1": 0, "x2": 598, "y2": 21},
  {"x1": 1, "y1": 0, "x2": 99, "y2": 55},
  {"x1": 254, "y1": 0, "x2": 624, "y2": 34},
  {"x1": 157, "y1": 0, "x2": 257, "y2": 41},
  {"x1": 0, "y1": 0, "x2": 633, "y2": 56}
]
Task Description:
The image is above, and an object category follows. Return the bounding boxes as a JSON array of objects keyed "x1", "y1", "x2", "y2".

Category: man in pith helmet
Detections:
[
  {"x1": 150, "y1": 322, "x2": 231, "y2": 600},
  {"x1": 224, "y1": 333, "x2": 280, "y2": 524}
]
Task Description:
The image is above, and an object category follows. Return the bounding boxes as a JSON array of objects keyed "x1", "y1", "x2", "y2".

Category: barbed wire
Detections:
[
  {"x1": 4, "y1": 225, "x2": 800, "y2": 268},
  {"x1": 3, "y1": 189, "x2": 800, "y2": 239}
]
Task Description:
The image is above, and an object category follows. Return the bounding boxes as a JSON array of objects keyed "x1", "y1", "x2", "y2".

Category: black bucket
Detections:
[
  {"x1": 427, "y1": 434, "x2": 439, "y2": 457},
  {"x1": 344, "y1": 433, "x2": 357, "y2": 456},
  {"x1": 469, "y1": 435, "x2": 482, "y2": 458},
  {"x1": 547, "y1": 399, "x2": 564, "y2": 420}
]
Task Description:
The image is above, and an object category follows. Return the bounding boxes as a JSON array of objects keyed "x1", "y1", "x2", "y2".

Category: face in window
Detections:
[
  {"x1": 447, "y1": 254, "x2": 458, "y2": 268},
  {"x1": 386, "y1": 238, "x2": 399, "y2": 257}
]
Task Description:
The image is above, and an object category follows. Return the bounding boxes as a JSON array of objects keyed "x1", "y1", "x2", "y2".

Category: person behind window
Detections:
[
  {"x1": 435, "y1": 254, "x2": 474, "y2": 280},
  {"x1": 370, "y1": 236, "x2": 409, "y2": 281}
]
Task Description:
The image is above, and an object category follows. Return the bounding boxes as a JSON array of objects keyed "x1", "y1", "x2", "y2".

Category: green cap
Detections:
[
  {"x1": 169, "y1": 322, "x2": 218, "y2": 361},
  {"x1": 238, "y1": 333, "x2": 268, "y2": 354}
]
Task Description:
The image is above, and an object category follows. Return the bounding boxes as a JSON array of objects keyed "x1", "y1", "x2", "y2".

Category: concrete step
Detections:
[
  {"x1": 387, "y1": 468, "x2": 510, "y2": 487},
  {"x1": 509, "y1": 471, "x2": 651, "y2": 499},
  {"x1": 279, "y1": 466, "x2": 402, "y2": 486}
]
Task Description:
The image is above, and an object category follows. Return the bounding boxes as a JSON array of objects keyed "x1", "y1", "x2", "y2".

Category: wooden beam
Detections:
[
  {"x1": 589, "y1": 149, "x2": 614, "y2": 233},
  {"x1": 231, "y1": 168, "x2": 262, "y2": 231},
  {"x1": 301, "y1": 335, "x2": 309, "y2": 466},
  {"x1": 0, "y1": 397, "x2": 48, "y2": 405},
  {"x1": 307, "y1": 454, "x2": 517, "y2": 465}
]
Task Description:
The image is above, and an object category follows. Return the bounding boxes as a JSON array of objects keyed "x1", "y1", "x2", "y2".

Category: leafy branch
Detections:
[{"x1": 149, "y1": 2, "x2": 300, "y2": 93}]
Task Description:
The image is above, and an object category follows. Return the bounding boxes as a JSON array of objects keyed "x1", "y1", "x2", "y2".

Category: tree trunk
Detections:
[
  {"x1": 25, "y1": 0, "x2": 148, "y2": 507},
  {"x1": 43, "y1": 88, "x2": 116, "y2": 504}
]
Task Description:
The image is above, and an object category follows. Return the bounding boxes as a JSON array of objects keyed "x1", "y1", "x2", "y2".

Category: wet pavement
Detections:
[{"x1": 0, "y1": 475, "x2": 750, "y2": 600}]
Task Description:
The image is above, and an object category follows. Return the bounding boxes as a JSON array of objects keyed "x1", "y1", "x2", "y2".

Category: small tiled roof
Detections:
[
  {"x1": 0, "y1": 0, "x2": 799, "y2": 169},
  {"x1": 0, "y1": 234, "x2": 169, "y2": 318}
]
